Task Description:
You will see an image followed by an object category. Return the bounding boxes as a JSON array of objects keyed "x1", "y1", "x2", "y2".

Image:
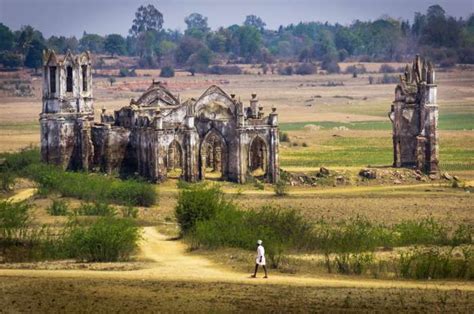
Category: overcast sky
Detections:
[{"x1": 0, "y1": 0, "x2": 472, "y2": 37}]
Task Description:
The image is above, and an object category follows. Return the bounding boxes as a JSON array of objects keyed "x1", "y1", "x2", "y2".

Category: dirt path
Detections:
[
  {"x1": 2, "y1": 187, "x2": 473, "y2": 292},
  {"x1": 1, "y1": 226, "x2": 473, "y2": 292}
]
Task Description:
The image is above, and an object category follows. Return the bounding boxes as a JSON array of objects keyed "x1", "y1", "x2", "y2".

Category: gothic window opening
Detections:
[
  {"x1": 167, "y1": 140, "x2": 183, "y2": 178},
  {"x1": 66, "y1": 66, "x2": 73, "y2": 92},
  {"x1": 49, "y1": 66, "x2": 56, "y2": 93},
  {"x1": 82, "y1": 65, "x2": 87, "y2": 92},
  {"x1": 249, "y1": 136, "x2": 267, "y2": 178},
  {"x1": 200, "y1": 132, "x2": 227, "y2": 180}
]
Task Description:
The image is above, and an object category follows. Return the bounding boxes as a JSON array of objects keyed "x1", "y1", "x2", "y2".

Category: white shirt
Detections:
[{"x1": 256, "y1": 245, "x2": 266, "y2": 265}]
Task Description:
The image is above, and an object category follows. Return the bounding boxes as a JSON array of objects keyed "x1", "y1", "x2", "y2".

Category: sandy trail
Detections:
[{"x1": 2, "y1": 186, "x2": 474, "y2": 291}]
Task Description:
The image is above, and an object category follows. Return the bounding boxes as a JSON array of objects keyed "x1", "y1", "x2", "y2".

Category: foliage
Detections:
[
  {"x1": 119, "y1": 68, "x2": 137, "y2": 77},
  {"x1": 279, "y1": 132, "x2": 290, "y2": 142},
  {"x1": 274, "y1": 179, "x2": 288, "y2": 196},
  {"x1": 0, "y1": 200, "x2": 30, "y2": 242},
  {"x1": 175, "y1": 183, "x2": 235, "y2": 234},
  {"x1": 24, "y1": 163, "x2": 156, "y2": 206},
  {"x1": 129, "y1": 4, "x2": 164, "y2": 37},
  {"x1": 0, "y1": 51, "x2": 23, "y2": 68},
  {"x1": 75, "y1": 202, "x2": 116, "y2": 216},
  {"x1": 244, "y1": 15, "x2": 266, "y2": 32},
  {"x1": 47, "y1": 199, "x2": 70, "y2": 216},
  {"x1": 399, "y1": 246, "x2": 474, "y2": 280},
  {"x1": 295, "y1": 63, "x2": 317, "y2": 75},
  {"x1": 160, "y1": 65, "x2": 175, "y2": 77},
  {"x1": 104, "y1": 34, "x2": 126, "y2": 56},
  {"x1": 24, "y1": 39, "x2": 46, "y2": 69},
  {"x1": 207, "y1": 65, "x2": 242, "y2": 75},
  {"x1": 64, "y1": 217, "x2": 140, "y2": 262}
]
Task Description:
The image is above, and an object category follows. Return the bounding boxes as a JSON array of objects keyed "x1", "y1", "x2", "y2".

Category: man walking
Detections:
[{"x1": 251, "y1": 239, "x2": 268, "y2": 278}]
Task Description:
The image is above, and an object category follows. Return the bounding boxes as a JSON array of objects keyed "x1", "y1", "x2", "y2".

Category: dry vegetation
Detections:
[{"x1": 0, "y1": 64, "x2": 473, "y2": 311}]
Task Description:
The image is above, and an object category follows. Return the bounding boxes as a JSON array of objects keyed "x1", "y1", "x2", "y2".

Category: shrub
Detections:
[
  {"x1": 278, "y1": 65, "x2": 293, "y2": 75},
  {"x1": 64, "y1": 217, "x2": 140, "y2": 262},
  {"x1": 0, "y1": 171, "x2": 15, "y2": 192},
  {"x1": 207, "y1": 65, "x2": 242, "y2": 75},
  {"x1": 321, "y1": 59, "x2": 340, "y2": 74},
  {"x1": 175, "y1": 183, "x2": 235, "y2": 234},
  {"x1": 119, "y1": 68, "x2": 137, "y2": 77},
  {"x1": 399, "y1": 246, "x2": 474, "y2": 280},
  {"x1": 379, "y1": 74, "x2": 399, "y2": 84},
  {"x1": 394, "y1": 217, "x2": 448, "y2": 246},
  {"x1": 0, "y1": 200, "x2": 30, "y2": 242},
  {"x1": 160, "y1": 65, "x2": 175, "y2": 77},
  {"x1": 75, "y1": 202, "x2": 116, "y2": 216},
  {"x1": 24, "y1": 163, "x2": 156, "y2": 206},
  {"x1": 274, "y1": 179, "x2": 288, "y2": 196},
  {"x1": 279, "y1": 132, "x2": 289, "y2": 142},
  {"x1": 121, "y1": 205, "x2": 139, "y2": 219},
  {"x1": 295, "y1": 63, "x2": 317, "y2": 75},
  {"x1": 345, "y1": 65, "x2": 367, "y2": 75},
  {"x1": 379, "y1": 64, "x2": 396, "y2": 73},
  {"x1": 47, "y1": 199, "x2": 69, "y2": 216}
]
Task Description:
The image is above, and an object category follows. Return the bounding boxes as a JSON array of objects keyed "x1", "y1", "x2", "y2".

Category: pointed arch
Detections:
[
  {"x1": 199, "y1": 129, "x2": 228, "y2": 180},
  {"x1": 194, "y1": 85, "x2": 236, "y2": 118},
  {"x1": 248, "y1": 135, "x2": 268, "y2": 178},
  {"x1": 167, "y1": 139, "x2": 184, "y2": 178}
]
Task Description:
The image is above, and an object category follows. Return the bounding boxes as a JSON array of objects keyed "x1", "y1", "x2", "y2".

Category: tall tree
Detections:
[
  {"x1": 184, "y1": 13, "x2": 210, "y2": 39},
  {"x1": 244, "y1": 15, "x2": 266, "y2": 32},
  {"x1": 104, "y1": 34, "x2": 126, "y2": 56},
  {"x1": 25, "y1": 39, "x2": 46, "y2": 71},
  {"x1": 0, "y1": 23, "x2": 15, "y2": 52},
  {"x1": 129, "y1": 4, "x2": 164, "y2": 37},
  {"x1": 79, "y1": 32, "x2": 104, "y2": 53}
]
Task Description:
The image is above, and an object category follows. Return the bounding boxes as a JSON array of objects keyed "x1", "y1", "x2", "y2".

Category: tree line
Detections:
[{"x1": 0, "y1": 4, "x2": 473, "y2": 73}]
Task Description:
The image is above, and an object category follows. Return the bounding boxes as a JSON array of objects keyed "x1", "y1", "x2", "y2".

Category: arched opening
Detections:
[
  {"x1": 167, "y1": 140, "x2": 183, "y2": 179},
  {"x1": 249, "y1": 136, "x2": 268, "y2": 178},
  {"x1": 200, "y1": 131, "x2": 227, "y2": 180}
]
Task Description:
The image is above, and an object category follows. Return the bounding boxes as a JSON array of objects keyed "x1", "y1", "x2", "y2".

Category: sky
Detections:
[{"x1": 0, "y1": 0, "x2": 473, "y2": 38}]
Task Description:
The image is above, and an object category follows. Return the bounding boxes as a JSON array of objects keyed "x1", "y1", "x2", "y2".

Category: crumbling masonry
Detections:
[
  {"x1": 40, "y1": 50, "x2": 279, "y2": 183},
  {"x1": 389, "y1": 55, "x2": 439, "y2": 174}
]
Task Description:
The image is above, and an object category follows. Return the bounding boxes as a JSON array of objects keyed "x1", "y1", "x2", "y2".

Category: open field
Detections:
[{"x1": 1, "y1": 65, "x2": 473, "y2": 311}]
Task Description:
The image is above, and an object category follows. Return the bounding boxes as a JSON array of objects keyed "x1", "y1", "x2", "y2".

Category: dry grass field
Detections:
[{"x1": 1, "y1": 64, "x2": 473, "y2": 311}]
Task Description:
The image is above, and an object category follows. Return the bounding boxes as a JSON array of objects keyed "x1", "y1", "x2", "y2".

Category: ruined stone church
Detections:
[
  {"x1": 389, "y1": 55, "x2": 439, "y2": 174},
  {"x1": 39, "y1": 50, "x2": 280, "y2": 183}
]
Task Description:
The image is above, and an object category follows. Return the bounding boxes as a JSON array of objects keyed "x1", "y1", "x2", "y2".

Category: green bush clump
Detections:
[
  {"x1": 395, "y1": 217, "x2": 448, "y2": 246},
  {"x1": 75, "y1": 202, "x2": 116, "y2": 216},
  {"x1": 25, "y1": 163, "x2": 156, "y2": 206},
  {"x1": 399, "y1": 246, "x2": 474, "y2": 280},
  {"x1": 0, "y1": 200, "x2": 30, "y2": 242},
  {"x1": 175, "y1": 183, "x2": 235, "y2": 234},
  {"x1": 47, "y1": 199, "x2": 70, "y2": 216},
  {"x1": 160, "y1": 65, "x2": 175, "y2": 77},
  {"x1": 64, "y1": 217, "x2": 140, "y2": 262}
]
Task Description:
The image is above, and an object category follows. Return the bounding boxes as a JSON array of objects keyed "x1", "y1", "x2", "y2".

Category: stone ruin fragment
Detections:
[
  {"x1": 389, "y1": 55, "x2": 439, "y2": 174},
  {"x1": 39, "y1": 49, "x2": 280, "y2": 183}
]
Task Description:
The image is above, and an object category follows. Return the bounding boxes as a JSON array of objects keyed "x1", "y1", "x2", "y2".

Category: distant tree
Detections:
[
  {"x1": 17, "y1": 25, "x2": 44, "y2": 54},
  {"x1": 175, "y1": 36, "x2": 205, "y2": 65},
  {"x1": 0, "y1": 51, "x2": 23, "y2": 68},
  {"x1": 235, "y1": 26, "x2": 262, "y2": 61},
  {"x1": 160, "y1": 65, "x2": 175, "y2": 77},
  {"x1": 129, "y1": 4, "x2": 164, "y2": 37},
  {"x1": 0, "y1": 23, "x2": 15, "y2": 52},
  {"x1": 104, "y1": 34, "x2": 126, "y2": 57},
  {"x1": 187, "y1": 46, "x2": 213, "y2": 72},
  {"x1": 25, "y1": 39, "x2": 46, "y2": 71},
  {"x1": 244, "y1": 15, "x2": 266, "y2": 32},
  {"x1": 79, "y1": 32, "x2": 104, "y2": 53},
  {"x1": 185, "y1": 13, "x2": 210, "y2": 39}
]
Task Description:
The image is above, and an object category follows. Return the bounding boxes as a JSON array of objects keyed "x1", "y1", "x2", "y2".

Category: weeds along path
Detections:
[
  {"x1": 1, "y1": 226, "x2": 474, "y2": 292},
  {"x1": 2, "y1": 187, "x2": 474, "y2": 292}
]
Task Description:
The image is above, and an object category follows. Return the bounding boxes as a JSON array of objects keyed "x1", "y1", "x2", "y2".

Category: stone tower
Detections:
[
  {"x1": 39, "y1": 49, "x2": 94, "y2": 170},
  {"x1": 389, "y1": 55, "x2": 439, "y2": 174}
]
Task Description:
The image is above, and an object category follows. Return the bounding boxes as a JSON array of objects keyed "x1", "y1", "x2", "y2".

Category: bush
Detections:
[
  {"x1": 0, "y1": 171, "x2": 15, "y2": 192},
  {"x1": 175, "y1": 183, "x2": 235, "y2": 234},
  {"x1": 345, "y1": 65, "x2": 367, "y2": 75},
  {"x1": 279, "y1": 132, "x2": 289, "y2": 142},
  {"x1": 274, "y1": 179, "x2": 288, "y2": 196},
  {"x1": 399, "y1": 246, "x2": 474, "y2": 280},
  {"x1": 160, "y1": 65, "x2": 175, "y2": 78},
  {"x1": 47, "y1": 199, "x2": 69, "y2": 216},
  {"x1": 207, "y1": 65, "x2": 242, "y2": 75},
  {"x1": 394, "y1": 217, "x2": 448, "y2": 246},
  {"x1": 75, "y1": 202, "x2": 116, "y2": 216},
  {"x1": 321, "y1": 59, "x2": 340, "y2": 74},
  {"x1": 278, "y1": 65, "x2": 293, "y2": 76},
  {"x1": 24, "y1": 163, "x2": 156, "y2": 206},
  {"x1": 295, "y1": 63, "x2": 316, "y2": 75},
  {"x1": 0, "y1": 200, "x2": 30, "y2": 242},
  {"x1": 119, "y1": 68, "x2": 137, "y2": 77},
  {"x1": 121, "y1": 205, "x2": 139, "y2": 219},
  {"x1": 64, "y1": 217, "x2": 140, "y2": 262},
  {"x1": 379, "y1": 64, "x2": 396, "y2": 73}
]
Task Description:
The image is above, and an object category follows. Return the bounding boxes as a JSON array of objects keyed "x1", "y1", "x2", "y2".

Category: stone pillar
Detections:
[
  {"x1": 250, "y1": 93, "x2": 258, "y2": 119},
  {"x1": 269, "y1": 108, "x2": 280, "y2": 183}
]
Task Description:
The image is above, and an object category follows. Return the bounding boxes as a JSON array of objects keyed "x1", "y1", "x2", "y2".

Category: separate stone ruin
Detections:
[
  {"x1": 389, "y1": 55, "x2": 439, "y2": 174},
  {"x1": 39, "y1": 50, "x2": 279, "y2": 183}
]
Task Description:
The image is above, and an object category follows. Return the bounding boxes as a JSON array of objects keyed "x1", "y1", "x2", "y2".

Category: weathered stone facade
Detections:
[
  {"x1": 389, "y1": 55, "x2": 439, "y2": 174},
  {"x1": 40, "y1": 50, "x2": 279, "y2": 183}
]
